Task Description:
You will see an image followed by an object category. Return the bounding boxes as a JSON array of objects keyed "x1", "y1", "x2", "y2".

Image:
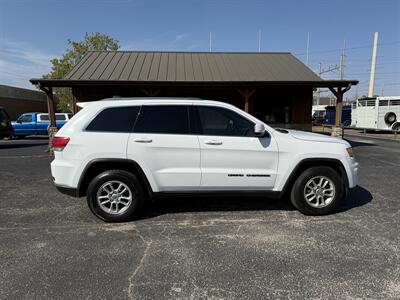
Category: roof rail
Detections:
[{"x1": 105, "y1": 96, "x2": 203, "y2": 101}]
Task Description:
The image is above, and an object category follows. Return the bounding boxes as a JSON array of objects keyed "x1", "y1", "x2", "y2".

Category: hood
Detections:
[{"x1": 285, "y1": 129, "x2": 350, "y2": 146}]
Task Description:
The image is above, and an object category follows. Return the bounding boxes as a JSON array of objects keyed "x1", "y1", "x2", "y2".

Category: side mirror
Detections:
[
  {"x1": 254, "y1": 123, "x2": 266, "y2": 137},
  {"x1": 17, "y1": 120, "x2": 22, "y2": 123}
]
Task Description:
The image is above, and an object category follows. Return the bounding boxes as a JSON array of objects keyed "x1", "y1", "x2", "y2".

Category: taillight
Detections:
[{"x1": 52, "y1": 136, "x2": 70, "y2": 151}]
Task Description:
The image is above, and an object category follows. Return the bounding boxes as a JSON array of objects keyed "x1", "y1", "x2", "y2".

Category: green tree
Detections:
[{"x1": 43, "y1": 33, "x2": 119, "y2": 112}]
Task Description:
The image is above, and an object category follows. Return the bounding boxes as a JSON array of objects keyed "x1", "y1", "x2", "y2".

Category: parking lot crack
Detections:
[{"x1": 127, "y1": 236, "x2": 153, "y2": 300}]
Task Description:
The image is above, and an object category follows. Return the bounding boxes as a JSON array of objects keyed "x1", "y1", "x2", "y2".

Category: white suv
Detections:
[{"x1": 51, "y1": 98, "x2": 358, "y2": 222}]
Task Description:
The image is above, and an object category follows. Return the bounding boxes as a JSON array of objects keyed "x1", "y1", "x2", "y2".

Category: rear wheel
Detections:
[
  {"x1": 392, "y1": 123, "x2": 400, "y2": 132},
  {"x1": 290, "y1": 166, "x2": 344, "y2": 215},
  {"x1": 86, "y1": 170, "x2": 144, "y2": 222}
]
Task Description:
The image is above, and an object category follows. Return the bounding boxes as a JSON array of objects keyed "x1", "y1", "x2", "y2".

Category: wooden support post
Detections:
[
  {"x1": 44, "y1": 87, "x2": 57, "y2": 152},
  {"x1": 238, "y1": 89, "x2": 256, "y2": 113},
  {"x1": 46, "y1": 87, "x2": 56, "y2": 128},
  {"x1": 328, "y1": 87, "x2": 344, "y2": 127},
  {"x1": 328, "y1": 86, "x2": 345, "y2": 138},
  {"x1": 335, "y1": 91, "x2": 343, "y2": 127},
  {"x1": 72, "y1": 89, "x2": 78, "y2": 114}
]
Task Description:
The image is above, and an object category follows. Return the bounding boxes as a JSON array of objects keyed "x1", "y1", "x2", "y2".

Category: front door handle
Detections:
[
  {"x1": 205, "y1": 140, "x2": 223, "y2": 145},
  {"x1": 134, "y1": 138, "x2": 152, "y2": 143}
]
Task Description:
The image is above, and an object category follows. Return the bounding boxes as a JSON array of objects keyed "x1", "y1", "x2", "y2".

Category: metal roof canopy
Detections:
[
  {"x1": 30, "y1": 51, "x2": 358, "y2": 136},
  {"x1": 30, "y1": 51, "x2": 358, "y2": 88}
]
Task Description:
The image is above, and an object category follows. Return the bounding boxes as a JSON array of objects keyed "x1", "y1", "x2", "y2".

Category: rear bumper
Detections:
[{"x1": 55, "y1": 184, "x2": 79, "y2": 198}]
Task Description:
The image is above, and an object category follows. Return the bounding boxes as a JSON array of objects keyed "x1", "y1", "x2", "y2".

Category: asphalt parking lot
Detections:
[{"x1": 1, "y1": 136, "x2": 399, "y2": 299}]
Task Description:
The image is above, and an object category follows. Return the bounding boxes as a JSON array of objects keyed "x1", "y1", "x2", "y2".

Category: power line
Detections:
[{"x1": 294, "y1": 40, "x2": 400, "y2": 56}]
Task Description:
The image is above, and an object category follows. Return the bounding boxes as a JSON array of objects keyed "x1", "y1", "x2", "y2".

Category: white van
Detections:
[{"x1": 354, "y1": 97, "x2": 400, "y2": 131}]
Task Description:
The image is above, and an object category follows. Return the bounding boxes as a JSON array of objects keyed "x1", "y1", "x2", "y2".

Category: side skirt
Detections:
[{"x1": 152, "y1": 190, "x2": 283, "y2": 199}]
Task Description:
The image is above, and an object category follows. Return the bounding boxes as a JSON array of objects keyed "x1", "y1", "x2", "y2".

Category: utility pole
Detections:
[
  {"x1": 354, "y1": 85, "x2": 359, "y2": 101},
  {"x1": 368, "y1": 32, "x2": 379, "y2": 97},
  {"x1": 258, "y1": 29, "x2": 261, "y2": 52},
  {"x1": 209, "y1": 32, "x2": 212, "y2": 52},
  {"x1": 339, "y1": 40, "x2": 346, "y2": 80},
  {"x1": 381, "y1": 84, "x2": 384, "y2": 96},
  {"x1": 306, "y1": 32, "x2": 310, "y2": 66},
  {"x1": 317, "y1": 62, "x2": 322, "y2": 105},
  {"x1": 315, "y1": 63, "x2": 340, "y2": 106}
]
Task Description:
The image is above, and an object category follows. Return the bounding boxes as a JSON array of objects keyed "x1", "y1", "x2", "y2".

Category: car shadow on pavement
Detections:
[
  {"x1": 0, "y1": 142, "x2": 48, "y2": 149},
  {"x1": 142, "y1": 195, "x2": 295, "y2": 219},
  {"x1": 347, "y1": 139, "x2": 376, "y2": 148},
  {"x1": 140, "y1": 185, "x2": 372, "y2": 219},
  {"x1": 337, "y1": 185, "x2": 373, "y2": 213}
]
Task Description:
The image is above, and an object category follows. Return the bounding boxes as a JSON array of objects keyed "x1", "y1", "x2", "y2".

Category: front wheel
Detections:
[
  {"x1": 290, "y1": 166, "x2": 344, "y2": 215},
  {"x1": 86, "y1": 170, "x2": 144, "y2": 222}
]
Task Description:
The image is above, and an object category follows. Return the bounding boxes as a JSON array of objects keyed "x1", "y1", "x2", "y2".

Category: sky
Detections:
[{"x1": 0, "y1": 0, "x2": 399, "y2": 99}]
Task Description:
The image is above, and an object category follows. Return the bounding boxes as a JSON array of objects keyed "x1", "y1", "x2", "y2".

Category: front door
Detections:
[
  {"x1": 15, "y1": 113, "x2": 35, "y2": 136},
  {"x1": 127, "y1": 104, "x2": 201, "y2": 192},
  {"x1": 195, "y1": 105, "x2": 279, "y2": 190}
]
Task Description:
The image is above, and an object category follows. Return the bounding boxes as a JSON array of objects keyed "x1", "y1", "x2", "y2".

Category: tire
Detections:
[
  {"x1": 290, "y1": 166, "x2": 344, "y2": 216},
  {"x1": 392, "y1": 123, "x2": 400, "y2": 132},
  {"x1": 86, "y1": 169, "x2": 144, "y2": 222},
  {"x1": 384, "y1": 112, "x2": 397, "y2": 125}
]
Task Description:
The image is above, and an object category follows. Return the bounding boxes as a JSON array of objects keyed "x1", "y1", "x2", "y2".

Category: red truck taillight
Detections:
[{"x1": 52, "y1": 136, "x2": 70, "y2": 151}]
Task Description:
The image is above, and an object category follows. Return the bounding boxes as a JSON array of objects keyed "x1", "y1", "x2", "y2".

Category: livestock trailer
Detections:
[{"x1": 354, "y1": 96, "x2": 400, "y2": 131}]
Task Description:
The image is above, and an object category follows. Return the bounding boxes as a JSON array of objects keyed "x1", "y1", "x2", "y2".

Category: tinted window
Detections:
[
  {"x1": 379, "y1": 100, "x2": 388, "y2": 106},
  {"x1": 197, "y1": 106, "x2": 254, "y2": 137},
  {"x1": 18, "y1": 114, "x2": 32, "y2": 123},
  {"x1": 134, "y1": 105, "x2": 189, "y2": 134},
  {"x1": 39, "y1": 114, "x2": 49, "y2": 121},
  {"x1": 86, "y1": 106, "x2": 140, "y2": 132},
  {"x1": 56, "y1": 114, "x2": 66, "y2": 121}
]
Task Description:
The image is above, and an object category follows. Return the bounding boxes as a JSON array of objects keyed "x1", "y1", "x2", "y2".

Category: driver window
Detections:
[
  {"x1": 18, "y1": 114, "x2": 32, "y2": 123},
  {"x1": 197, "y1": 106, "x2": 254, "y2": 137}
]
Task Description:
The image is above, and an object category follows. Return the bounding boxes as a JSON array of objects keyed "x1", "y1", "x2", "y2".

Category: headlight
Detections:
[{"x1": 346, "y1": 147, "x2": 354, "y2": 157}]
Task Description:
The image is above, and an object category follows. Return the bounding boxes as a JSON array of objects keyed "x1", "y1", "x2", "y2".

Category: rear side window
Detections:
[
  {"x1": 134, "y1": 105, "x2": 189, "y2": 134},
  {"x1": 39, "y1": 114, "x2": 49, "y2": 121},
  {"x1": 86, "y1": 106, "x2": 140, "y2": 133},
  {"x1": 56, "y1": 114, "x2": 66, "y2": 121}
]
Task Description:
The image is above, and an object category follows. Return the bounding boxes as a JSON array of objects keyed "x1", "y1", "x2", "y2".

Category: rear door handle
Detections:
[
  {"x1": 205, "y1": 140, "x2": 223, "y2": 145},
  {"x1": 134, "y1": 138, "x2": 152, "y2": 143}
]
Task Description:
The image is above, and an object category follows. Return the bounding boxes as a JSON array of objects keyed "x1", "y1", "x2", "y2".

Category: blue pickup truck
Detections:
[{"x1": 11, "y1": 112, "x2": 72, "y2": 138}]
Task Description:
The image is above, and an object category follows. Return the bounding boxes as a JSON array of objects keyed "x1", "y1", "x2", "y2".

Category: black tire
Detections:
[
  {"x1": 392, "y1": 123, "x2": 400, "y2": 132},
  {"x1": 290, "y1": 166, "x2": 344, "y2": 216},
  {"x1": 384, "y1": 112, "x2": 397, "y2": 125},
  {"x1": 86, "y1": 169, "x2": 144, "y2": 222}
]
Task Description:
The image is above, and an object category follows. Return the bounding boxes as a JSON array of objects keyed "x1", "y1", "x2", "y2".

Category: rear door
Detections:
[
  {"x1": 127, "y1": 104, "x2": 201, "y2": 192},
  {"x1": 37, "y1": 114, "x2": 50, "y2": 134},
  {"x1": 194, "y1": 105, "x2": 278, "y2": 190}
]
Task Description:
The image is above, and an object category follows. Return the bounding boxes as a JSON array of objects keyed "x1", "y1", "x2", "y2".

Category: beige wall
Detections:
[{"x1": 0, "y1": 85, "x2": 47, "y2": 120}]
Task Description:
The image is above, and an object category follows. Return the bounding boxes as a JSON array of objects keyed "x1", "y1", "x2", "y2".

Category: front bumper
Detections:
[{"x1": 348, "y1": 159, "x2": 359, "y2": 188}]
